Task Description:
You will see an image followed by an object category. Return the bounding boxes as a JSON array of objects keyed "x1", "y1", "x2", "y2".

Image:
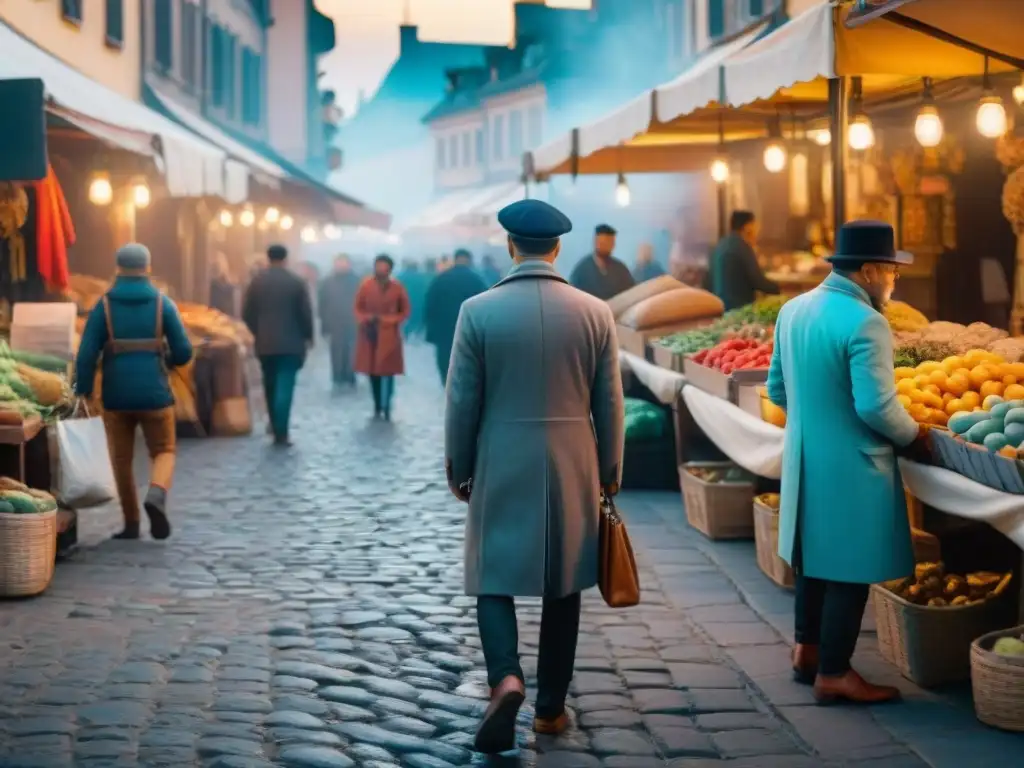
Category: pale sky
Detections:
[{"x1": 316, "y1": 0, "x2": 591, "y2": 116}]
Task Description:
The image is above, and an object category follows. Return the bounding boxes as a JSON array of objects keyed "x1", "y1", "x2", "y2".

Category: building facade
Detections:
[{"x1": 0, "y1": 0, "x2": 142, "y2": 99}]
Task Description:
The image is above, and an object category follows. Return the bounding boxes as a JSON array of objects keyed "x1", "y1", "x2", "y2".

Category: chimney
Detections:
[{"x1": 399, "y1": 24, "x2": 419, "y2": 55}]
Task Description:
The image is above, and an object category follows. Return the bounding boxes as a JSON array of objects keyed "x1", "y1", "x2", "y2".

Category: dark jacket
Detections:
[
  {"x1": 318, "y1": 270, "x2": 361, "y2": 336},
  {"x1": 75, "y1": 276, "x2": 193, "y2": 411},
  {"x1": 569, "y1": 254, "x2": 636, "y2": 301},
  {"x1": 425, "y1": 264, "x2": 488, "y2": 350},
  {"x1": 710, "y1": 233, "x2": 780, "y2": 311},
  {"x1": 633, "y1": 260, "x2": 666, "y2": 283},
  {"x1": 209, "y1": 276, "x2": 237, "y2": 317},
  {"x1": 242, "y1": 264, "x2": 314, "y2": 358},
  {"x1": 479, "y1": 263, "x2": 502, "y2": 287}
]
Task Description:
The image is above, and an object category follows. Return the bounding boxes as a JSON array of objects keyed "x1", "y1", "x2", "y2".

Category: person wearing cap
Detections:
[
  {"x1": 353, "y1": 254, "x2": 410, "y2": 420},
  {"x1": 767, "y1": 220, "x2": 924, "y2": 705},
  {"x1": 445, "y1": 199, "x2": 625, "y2": 753},
  {"x1": 424, "y1": 248, "x2": 487, "y2": 385},
  {"x1": 710, "y1": 210, "x2": 780, "y2": 310},
  {"x1": 569, "y1": 223, "x2": 635, "y2": 300},
  {"x1": 242, "y1": 244, "x2": 315, "y2": 446},
  {"x1": 318, "y1": 254, "x2": 361, "y2": 388},
  {"x1": 74, "y1": 243, "x2": 193, "y2": 541}
]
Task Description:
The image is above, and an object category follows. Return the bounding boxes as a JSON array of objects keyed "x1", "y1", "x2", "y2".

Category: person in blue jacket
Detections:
[
  {"x1": 75, "y1": 244, "x2": 193, "y2": 541},
  {"x1": 767, "y1": 221, "x2": 923, "y2": 705}
]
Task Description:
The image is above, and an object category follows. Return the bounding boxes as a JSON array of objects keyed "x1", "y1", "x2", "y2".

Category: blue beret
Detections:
[
  {"x1": 497, "y1": 199, "x2": 572, "y2": 254},
  {"x1": 115, "y1": 243, "x2": 151, "y2": 271}
]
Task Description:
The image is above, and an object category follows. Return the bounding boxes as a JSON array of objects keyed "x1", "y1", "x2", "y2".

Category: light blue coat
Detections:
[{"x1": 766, "y1": 272, "x2": 919, "y2": 584}]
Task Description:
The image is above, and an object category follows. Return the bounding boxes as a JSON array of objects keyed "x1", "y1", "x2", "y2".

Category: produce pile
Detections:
[
  {"x1": 0, "y1": 341, "x2": 71, "y2": 422},
  {"x1": 178, "y1": 303, "x2": 253, "y2": 347},
  {"x1": 946, "y1": 394, "x2": 1024, "y2": 456},
  {"x1": 756, "y1": 492, "x2": 780, "y2": 509},
  {"x1": 0, "y1": 477, "x2": 57, "y2": 514},
  {"x1": 883, "y1": 301, "x2": 929, "y2": 332},
  {"x1": 881, "y1": 562, "x2": 1012, "y2": 608},
  {"x1": 894, "y1": 348, "x2": 1023, "y2": 428},
  {"x1": 993, "y1": 633, "x2": 1024, "y2": 658},
  {"x1": 655, "y1": 296, "x2": 786, "y2": 356},
  {"x1": 691, "y1": 338, "x2": 773, "y2": 374},
  {"x1": 893, "y1": 320, "x2": 1024, "y2": 360},
  {"x1": 684, "y1": 464, "x2": 751, "y2": 484}
]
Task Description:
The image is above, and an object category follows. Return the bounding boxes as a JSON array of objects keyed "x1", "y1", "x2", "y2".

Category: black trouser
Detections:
[
  {"x1": 477, "y1": 593, "x2": 581, "y2": 719},
  {"x1": 369, "y1": 375, "x2": 394, "y2": 413},
  {"x1": 435, "y1": 343, "x2": 451, "y2": 387},
  {"x1": 328, "y1": 329, "x2": 355, "y2": 385},
  {"x1": 794, "y1": 575, "x2": 870, "y2": 676}
]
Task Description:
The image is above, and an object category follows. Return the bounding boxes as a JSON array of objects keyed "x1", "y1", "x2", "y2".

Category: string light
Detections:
[
  {"x1": 1014, "y1": 73, "x2": 1024, "y2": 106},
  {"x1": 811, "y1": 129, "x2": 831, "y2": 146},
  {"x1": 614, "y1": 173, "x2": 630, "y2": 207},
  {"x1": 239, "y1": 208, "x2": 255, "y2": 227},
  {"x1": 710, "y1": 157, "x2": 730, "y2": 184},
  {"x1": 976, "y1": 56, "x2": 1008, "y2": 139},
  {"x1": 763, "y1": 142, "x2": 786, "y2": 173},
  {"x1": 88, "y1": 173, "x2": 113, "y2": 206},
  {"x1": 219, "y1": 210, "x2": 233, "y2": 227},
  {"x1": 300, "y1": 226, "x2": 318, "y2": 243},
  {"x1": 132, "y1": 181, "x2": 151, "y2": 209},
  {"x1": 323, "y1": 224, "x2": 341, "y2": 240},
  {"x1": 280, "y1": 215, "x2": 294, "y2": 231},
  {"x1": 265, "y1": 207, "x2": 280, "y2": 224},
  {"x1": 848, "y1": 114, "x2": 875, "y2": 151}
]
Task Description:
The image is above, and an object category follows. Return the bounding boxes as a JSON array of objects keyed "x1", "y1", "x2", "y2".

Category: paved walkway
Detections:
[{"x1": 0, "y1": 344, "x2": 1018, "y2": 767}]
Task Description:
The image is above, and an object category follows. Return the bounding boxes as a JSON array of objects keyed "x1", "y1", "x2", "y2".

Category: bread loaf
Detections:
[
  {"x1": 607, "y1": 275, "x2": 682, "y2": 318},
  {"x1": 618, "y1": 287, "x2": 724, "y2": 330}
]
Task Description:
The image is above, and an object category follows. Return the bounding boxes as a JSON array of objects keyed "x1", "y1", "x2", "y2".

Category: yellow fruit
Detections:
[
  {"x1": 942, "y1": 392, "x2": 956, "y2": 406},
  {"x1": 954, "y1": 367, "x2": 973, "y2": 380},
  {"x1": 897, "y1": 394, "x2": 912, "y2": 408},
  {"x1": 980, "y1": 380, "x2": 1005, "y2": 400},
  {"x1": 927, "y1": 370, "x2": 948, "y2": 388},
  {"x1": 944, "y1": 373, "x2": 970, "y2": 397},
  {"x1": 914, "y1": 374, "x2": 932, "y2": 388},
  {"x1": 985, "y1": 352, "x2": 1006, "y2": 365},
  {"x1": 894, "y1": 366, "x2": 916, "y2": 380},
  {"x1": 961, "y1": 391, "x2": 982, "y2": 409},
  {"x1": 945, "y1": 398, "x2": 965, "y2": 416},
  {"x1": 896, "y1": 378, "x2": 916, "y2": 395},
  {"x1": 1007, "y1": 362, "x2": 1024, "y2": 378},
  {"x1": 923, "y1": 384, "x2": 942, "y2": 397},
  {"x1": 916, "y1": 361, "x2": 942, "y2": 375},
  {"x1": 1004, "y1": 375, "x2": 1018, "y2": 387},
  {"x1": 969, "y1": 365, "x2": 995, "y2": 389},
  {"x1": 922, "y1": 391, "x2": 944, "y2": 409},
  {"x1": 908, "y1": 403, "x2": 930, "y2": 422},
  {"x1": 929, "y1": 409, "x2": 949, "y2": 426},
  {"x1": 1006, "y1": 383, "x2": 1024, "y2": 400},
  {"x1": 941, "y1": 356, "x2": 964, "y2": 374},
  {"x1": 963, "y1": 349, "x2": 989, "y2": 368}
]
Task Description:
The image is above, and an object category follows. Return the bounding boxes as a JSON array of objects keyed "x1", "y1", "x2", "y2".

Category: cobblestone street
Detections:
[{"x1": 0, "y1": 346, "x2": 1015, "y2": 768}]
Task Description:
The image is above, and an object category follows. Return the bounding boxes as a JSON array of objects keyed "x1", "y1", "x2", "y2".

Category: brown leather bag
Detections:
[{"x1": 598, "y1": 493, "x2": 640, "y2": 608}]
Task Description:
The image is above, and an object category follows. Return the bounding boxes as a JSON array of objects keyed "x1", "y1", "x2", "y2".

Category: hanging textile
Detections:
[
  {"x1": 29, "y1": 165, "x2": 74, "y2": 291},
  {"x1": 0, "y1": 182, "x2": 28, "y2": 282}
]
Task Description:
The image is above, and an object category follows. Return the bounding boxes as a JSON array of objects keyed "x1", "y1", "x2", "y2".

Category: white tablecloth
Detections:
[
  {"x1": 622, "y1": 351, "x2": 687, "y2": 406},
  {"x1": 681, "y1": 384, "x2": 784, "y2": 479}
]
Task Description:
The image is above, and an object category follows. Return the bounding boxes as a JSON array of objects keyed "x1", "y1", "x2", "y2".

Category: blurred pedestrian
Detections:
[
  {"x1": 569, "y1": 223, "x2": 635, "y2": 300},
  {"x1": 710, "y1": 211, "x2": 779, "y2": 310},
  {"x1": 632, "y1": 242, "x2": 665, "y2": 283},
  {"x1": 74, "y1": 243, "x2": 193, "y2": 541},
  {"x1": 479, "y1": 253, "x2": 502, "y2": 286},
  {"x1": 425, "y1": 248, "x2": 487, "y2": 385},
  {"x1": 209, "y1": 252, "x2": 238, "y2": 317},
  {"x1": 318, "y1": 254, "x2": 361, "y2": 388},
  {"x1": 354, "y1": 254, "x2": 410, "y2": 420},
  {"x1": 242, "y1": 244, "x2": 314, "y2": 446},
  {"x1": 395, "y1": 259, "x2": 427, "y2": 340},
  {"x1": 445, "y1": 200, "x2": 625, "y2": 753}
]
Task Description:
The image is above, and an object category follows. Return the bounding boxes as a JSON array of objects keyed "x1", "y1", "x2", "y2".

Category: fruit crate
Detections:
[
  {"x1": 930, "y1": 428, "x2": 1024, "y2": 494},
  {"x1": 679, "y1": 461, "x2": 755, "y2": 540},
  {"x1": 752, "y1": 496, "x2": 794, "y2": 589},
  {"x1": 682, "y1": 357, "x2": 733, "y2": 400}
]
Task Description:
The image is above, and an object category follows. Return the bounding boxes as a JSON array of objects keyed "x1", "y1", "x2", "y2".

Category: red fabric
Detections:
[
  {"x1": 30, "y1": 165, "x2": 74, "y2": 290},
  {"x1": 353, "y1": 277, "x2": 410, "y2": 376}
]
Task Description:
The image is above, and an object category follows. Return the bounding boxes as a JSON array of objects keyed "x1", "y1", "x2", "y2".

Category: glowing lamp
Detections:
[
  {"x1": 848, "y1": 115, "x2": 875, "y2": 151},
  {"x1": 812, "y1": 129, "x2": 831, "y2": 146},
  {"x1": 300, "y1": 226, "x2": 318, "y2": 243},
  {"x1": 710, "y1": 157, "x2": 730, "y2": 184},
  {"x1": 976, "y1": 95, "x2": 1008, "y2": 138},
  {"x1": 239, "y1": 208, "x2": 255, "y2": 227},
  {"x1": 88, "y1": 174, "x2": 113, "y2": 206},
  {"x1": 265, "y1": 207, "x2": 280, "y2": 224},
  {"x1": 219, "y1": 209, "x2": 233, "y2": 227},
  {"x1": 763, "y1": 142, "x2": 786, "y2": 173},
  {"x1": 279, "y1": 214, "x2": 294, "y2": 231},
  {"x1": 614, "y1": 174, "x2": 630, "y2": 208},
  {"x1": 914, "y1": 105, "x2": 944, "y2": 148},
  {"x1": 132, "y1": 182, "x2": 151, "y2": 209}
]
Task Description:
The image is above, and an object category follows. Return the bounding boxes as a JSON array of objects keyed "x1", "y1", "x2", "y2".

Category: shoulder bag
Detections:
[{"x1": 598, "y1": 493, "x2": 641, "y2": 608}]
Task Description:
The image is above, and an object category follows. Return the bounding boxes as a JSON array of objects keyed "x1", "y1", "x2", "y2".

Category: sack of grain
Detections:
[
  {"x1": 607, "y1": 275, "x2": 682, "y2": 319},
  {"x1": 618, "y1": 287, "x2": 724, "y2": 330}
]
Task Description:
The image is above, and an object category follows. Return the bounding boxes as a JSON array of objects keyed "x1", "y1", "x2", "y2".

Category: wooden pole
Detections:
[{"x1": 828, "y1": 77, "x2": 849, "y2": 230}]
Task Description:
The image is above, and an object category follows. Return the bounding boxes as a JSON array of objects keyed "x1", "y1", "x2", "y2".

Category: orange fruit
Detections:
[
  {"x1": 929, "y1": 409, "x2": 949, "y2": 426},
  {"x1": 916, "y1": 361, "x2": 942, "y2": 375},
  {"x1": 980, "y1": 380, "x2": 1005, "y2": 400},
  {"x1": 963, "y1": 349, "x2": 989, "y2": 368},
  {"x1": 961, "y1": 391, "x2": 982, "y2": 410},
  {"x1": 941, "y1": 356, "x2": 964, "y2": 374},
  {"x1": 942, "y1": 392, "x2": 957, "y2": 406},
  {"x1": 897, "y1": 394, "x2": 913, "y2": 408},
  {"x1": 894, "y1": 366, "x2": 916, "y2": 380},
  {"x1": 896, "y1": 378, "x2": 916, "y2": 395},
  {"x1": 1007, "y1": 362, "x2": 1024, "y2": 378},
  {"x1": 914, "y1": 374, "x2": 932, "y2": 388},
  {"x1": 944, "y1": 373, "x2": 970, "y2": 396},
  {"x1": 927, "y1": 370, "x2": 948, "y2": 389},
  {"x1": 908, "y1": 403, "x2": 930, "y2": 422},
  {"x1": 969, "y1": 365, "x2": 994, "y2": 389},
  {"x1": 1005, "y1": 375, "x2": 1019, "y2": 387},
  {"x1": 945, "y1": 398, "x2": 965, "y2": 416},
  {"x1": 923, "y1": 384, "x2": 942, "y2": 397},
  {"x1": 1005, "y1": 383, "x2": 1024, "y2": 401}
]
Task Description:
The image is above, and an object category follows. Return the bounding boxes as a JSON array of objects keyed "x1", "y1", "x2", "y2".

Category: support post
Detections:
[
  {"x1": 828, "y1": 76, "x2": 849, "y2": 231},
  {"x1": 717, "y1": 184, "x2": 727, "y2": 239}
]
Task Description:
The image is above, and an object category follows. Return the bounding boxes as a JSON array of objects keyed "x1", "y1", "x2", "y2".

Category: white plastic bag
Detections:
[{"x1": 54, "y1": 412, "x2": 117, "y2": 507}]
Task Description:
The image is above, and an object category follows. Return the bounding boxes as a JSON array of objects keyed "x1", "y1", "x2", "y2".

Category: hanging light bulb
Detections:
[
  {"x1": 812, "y1": 129, "x2": 831, "y2": 146},
  {"x1": 279, "y1": 214, "x2": 294, "y2": 231},
  {"x1": 914, "y1": 105, "x2": 943, "y2": 148},
  {"x1": 763, "y1": 142, "x2": 787, "y2": 173},
  {"x1": 264, "y1": 206, "x2": 280, "y2": 224},
  {"x1": 709, "y1": 156, "x2": 730, "y2": 184},
  {"x1": 132, "y1": 181, "x2": 151, "y2": 209},
  {"x1": 219, "y1": 209, "x2": 234, "y2": 227},
  {"x1": 614, "y1": 173, "x2": 630, "y2": 207},
  {"x1": 239, "y1": 208, "x2": 255, "y2": 227},
  {"x1": 323, "y1": 224, "x2": 341, "y2": 240},
  {"x1": 848, "y1": 114, "x2": 875, "y2": 151},
  {"x1": 977, "y1": 96, "x2": 1008, "y2": 138},
  {"x1": 1014, "y1": 73, "x2": 1024, "y2": 106},
  {"x1": 88, "y1": 173, "x2": 113, "y2": 206},
  {"x1": 300, "y1": 226, "x2": 318, "y2": 243}
]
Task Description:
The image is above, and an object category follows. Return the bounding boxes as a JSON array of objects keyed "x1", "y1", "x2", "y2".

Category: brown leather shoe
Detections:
[
  {"x1": 533, "y1": 710, "x2": 570, "y2": 736},
  {"x1": 791, "y1": 644, "x2": 819, "y2": 685},
  {"x1": 473, "y1": 675, "x2": 525, "y2": 754},
  {"x1": 813, "y1": 669, "x2": 901, "y2": 705}
]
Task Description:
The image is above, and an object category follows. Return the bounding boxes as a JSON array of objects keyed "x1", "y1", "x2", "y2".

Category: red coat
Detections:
[{"x1": 353, "y1": 277, "x2": 410, "y2": 376}]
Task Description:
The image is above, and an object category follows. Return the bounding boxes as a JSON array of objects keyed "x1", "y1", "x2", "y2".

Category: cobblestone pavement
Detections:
[{"x1": 0, "y1": 345, "x2": 1000, "y2": 767}]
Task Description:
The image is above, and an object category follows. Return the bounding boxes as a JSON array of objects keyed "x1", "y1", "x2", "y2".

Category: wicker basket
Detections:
[
  {"x1": 679, "y1": 462, "x2": 755, "y2": 540},
  {"x1": 971, "y1": 625, "x2": 1024, "y2": 732},
  {"x1": 872, "y1": 584, "x2": 1011, "y2": 688},
  {"x1": 0, "y1": 510, "x2": 57, "y2": 598},
  {"x1": 752, "y1": 498, "x2": 793, "y2": 589}
]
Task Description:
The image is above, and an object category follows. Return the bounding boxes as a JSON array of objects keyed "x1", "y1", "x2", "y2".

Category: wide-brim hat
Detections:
[{"x1": 825, "y1": 220, "x2": 913, "y2": 266}]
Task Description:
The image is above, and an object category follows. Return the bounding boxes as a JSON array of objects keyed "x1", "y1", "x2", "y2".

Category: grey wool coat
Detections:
[{"x1": 444, "y1": 259, "x2": 626, "y2": 598}]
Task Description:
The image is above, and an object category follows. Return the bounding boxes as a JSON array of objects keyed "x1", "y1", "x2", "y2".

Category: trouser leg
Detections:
[
  {"x1": 272, "y1": 357, "x2": 300, "y2": 437},
  {"x1": 369, "y1": 376, "x2": 382, "y2": 411},
  {"x1": 794, "y1": 574, "x2": 826, "y2": 646},
  {"x1": 535, "y1": 592, "x2": 582, "y2": 719},
  {"x1": 819, "y1": 581, "x2": 870, "y2": 676},
  {"x1": 380, "y1": 376, "x2": 395, "y2": 411},
  {"x1": 328, "y1": 334, "x2": 342, "y2": 383},
  {"x1": 436, "y1": 344, "x2": 451, "y2": 386},
  {"x1": 476, "y1": 596, "x2": 525, "y2": 688},
  {"x1": 103, "y1": 411, "x2": 140, "y2": 525},
  {"x1": 139, "y1": 407, "x2": 177, "y2": 491},
  {"x1": 259, "y1": 356, "x2": 277, "y2": 429}
]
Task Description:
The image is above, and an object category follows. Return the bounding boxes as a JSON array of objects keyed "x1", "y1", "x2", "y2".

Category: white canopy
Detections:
[{"x1": 0, "y1": 21, "x2": 230, "y2": 199}]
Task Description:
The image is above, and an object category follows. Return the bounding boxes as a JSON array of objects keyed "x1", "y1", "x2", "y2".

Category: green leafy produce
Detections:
[
  {"x1": 624, "y1": 398, "x2": 668, "y2": 440},
  {"x1": 656, "y1": 297, "x2": 786, "y2": 356},
  {"x1": 893, "y1": 342, "x2": 956, "y2": 368},
  {"x1": 0, "y1": 341, "x2": 67, "y2": 373},
  {"x1": 0, "y1": 500, "x2": 13, "y2": 514}
]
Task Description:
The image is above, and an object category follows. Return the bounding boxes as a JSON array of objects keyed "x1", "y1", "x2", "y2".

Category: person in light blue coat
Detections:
[{"x1": 767, "y1": 221, "x2": 923, "y2": 706}]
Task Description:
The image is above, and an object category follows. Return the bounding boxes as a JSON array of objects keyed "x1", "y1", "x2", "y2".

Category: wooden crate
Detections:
[
  {"x1": 753, "y1": 497, "x2": 794, "y2": 589},
  {"x1": 682, "y1": 357, "x2": 732, "y2": 400},
  {"x1": 679, "y1": 462, "x2": 755, "y2": 540}
]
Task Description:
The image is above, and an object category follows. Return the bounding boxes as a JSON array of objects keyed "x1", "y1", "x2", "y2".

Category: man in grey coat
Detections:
[{"x1": 445, "y1": 199, "x2": 625, "y2": 754}]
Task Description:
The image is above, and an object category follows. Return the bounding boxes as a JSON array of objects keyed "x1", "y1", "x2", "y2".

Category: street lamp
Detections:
[
  {"x1": 280, "y1": 215, "x2": 294, "y2": 231},
  {"x1": 88, "y1": 173, "x2": 113, "y2": 206},
  {"x1": 614, "y1": 173, "x2": 631, "y2": 207},
  {"x1": 219, "y1": 209, "x2": 234, "y2": 227},
  {"x1": 132, "y1": 181, "x2": 151, "y2": 209}
]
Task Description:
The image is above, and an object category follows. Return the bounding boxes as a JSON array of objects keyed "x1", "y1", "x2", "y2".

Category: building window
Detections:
[
  {"x1": 708, "y1": 0, "x2": 724, "y2": 39},
  {"x1": 475, "y1": 128, "x2": 485, "y2": 165},
  {"x1": 509, "y1": 110, "x2": 523, "y2": 157},
  {"x1": 462, "y1": 132, "x2": 472, "y2": 167},
  {"x1": 492, "y1": 114, "x2": 504, "y2": 161},
  {"x1": 448, "y1": 135, "x2": 459, "y2": 168},
  {"x1": 105, "y1": 0, "x2": 123, "y2": 47},
  {"x1": 154, "y1": 0, "x2": 173, "y2": 72},
  {"x1": 528, "y1": 107, "x2": 543, "y2": 149},
  {"x1": 241, "y1": 48, "x2": 262, "y2": 126},
  {"x1": 61, "y1": 0, "x2": 82, "y2": 25},
  {"x1": 749, "y1": 0, "x2": 764, "y2": 16},
  {"x1": 181, "y1": 1, "x2": 198, "y2": 92},
  {"x1": 436, "y1": 138, "x2": 446, "y2": 170},
  {"x1": 210, "y1": 25, "x2": 226, "y2": 107},
  {"x1": 224, "y1": 34, "x2": 238, "y2": 118}
]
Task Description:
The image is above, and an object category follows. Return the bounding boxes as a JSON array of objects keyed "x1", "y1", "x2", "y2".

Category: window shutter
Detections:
[
  {"x1": 61, "y1": 0, "x2": 82, "y2": 24},
  {"x1": 749, "y1": 0, "x2": 764, "y2": 17},
  {"x1": 154, "y1": 0, "x2": 173, "y2": 71},
  {"x1": 105, "y1": 0, "x2": 124, "y2": 47},
  {"x1": 708, "y1": 0, "x2": 725, "y2": 39}
]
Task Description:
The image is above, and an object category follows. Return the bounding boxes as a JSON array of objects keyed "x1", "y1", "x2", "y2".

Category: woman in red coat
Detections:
[{"x1": 353, "y1": 254, "x2": 410, "y2": 420}]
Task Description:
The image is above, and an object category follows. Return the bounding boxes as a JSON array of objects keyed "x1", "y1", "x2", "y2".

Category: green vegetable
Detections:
[
  {"x1": 984, "y1": 432, "x2": 1011, "y2": 452},
  {"x1": 893, "y1": 342, "x2": 956, "y2": 368},
  {"x1": 990, "y1": 402, "x2": 1014, "y2": 420},
  {"x1": 623, "y1": 398, "x2": 669, "y2": 440},
  {"x1": 1005, "y1": 407, "x2": 1024, "y2": 426},
  {"x1": 984, "y1": 395, "x2": 1005, "y2": 411},
  {"x1": 967, "y1": 419, "x2": 1003, "y2": 444},
  {"x1": 0, "y1": 500, "x2": 14, "y2": 514},
  {"x1": 993, "y1": 637, "x2": 1024, "y2": 657},
  {"x1": 0, "y1": 341, "x2": 67, "y2": 373},
  {"x1": 949, "y1": 410, "x2": 990, "y2": 435},
  {"x1": 0, "y1": 490, "x2": 40, "y2": 514},
  {"x1": 1003, "y1": 422, "x2": 1024, "y2": 445}
]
